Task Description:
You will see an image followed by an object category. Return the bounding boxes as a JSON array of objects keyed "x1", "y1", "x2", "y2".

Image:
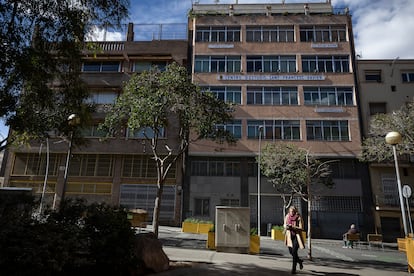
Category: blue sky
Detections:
[
  {"x1": 2, "y1": 0, "x2": 413, "y2": 139},
  {"x1": 126, "y1": 0, "x2": 414, "y2": 59}
]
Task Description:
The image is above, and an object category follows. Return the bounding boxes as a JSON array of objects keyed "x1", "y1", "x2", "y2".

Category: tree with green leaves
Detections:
[
  {"x1": 360, "y1": 101, "x2": 414, "y2": 162},
  {"x1": 101, "y1": 62, "x2": 235, "y2": 237},
  {"x1": 258, "y1": 143, "x2": 333, "y2": 260},
  {"x1": 0, "y1": 0, "x2": 129, "y2": 149}
]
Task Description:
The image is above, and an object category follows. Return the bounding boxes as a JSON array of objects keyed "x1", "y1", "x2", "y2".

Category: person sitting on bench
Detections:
[{"x1": 343, "y1": 224, "x2": 358, "y2": 248}]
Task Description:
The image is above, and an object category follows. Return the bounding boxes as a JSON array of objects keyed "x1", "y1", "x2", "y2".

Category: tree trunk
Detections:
[
  {"x1": 307, "y1": 196, "x2": 312, "y2": 260},
  {"x1": 152, "y1": 182, "x2": 164, "y2": 238}
]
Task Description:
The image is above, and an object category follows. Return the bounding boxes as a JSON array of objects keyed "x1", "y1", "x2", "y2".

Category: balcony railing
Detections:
[{"x1": 375, "y1": 194, "x2": 414, "y2": 208}]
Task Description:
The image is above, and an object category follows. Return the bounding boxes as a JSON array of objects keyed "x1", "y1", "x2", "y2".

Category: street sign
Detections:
[{"x1": 403, "y1": 185, "x2": 412, "y2": 198}]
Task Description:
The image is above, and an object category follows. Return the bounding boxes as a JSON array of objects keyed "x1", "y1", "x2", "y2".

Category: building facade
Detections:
[
  {"x1": 2, "y1": 23, "x2": 188, "y2": 225},
  {"x1": 185, "y1": 2, "x2": 372, "y2": 238},
  {"x1": 357, "y1": 59, "x2": 414, "y2": 241}
]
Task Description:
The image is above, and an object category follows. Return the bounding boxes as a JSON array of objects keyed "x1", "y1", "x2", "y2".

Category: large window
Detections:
[
  {"x1": 12, "y1": 153, "x2": 60, "y2": 176},
  {"x1": 300, "y1": 25, "x2": 347, "y2": 42},
  {"x1": 402, "y1": 72, "x2": 414, "y2": 83},
  {"x1": 86, "y1": 91, "x2": 118, "y2": 104},
  {"x1": 195, "y1": 56, "x2": 241, "y2": 73},
  {"x1": 364, "y1": 70, "x2": 382, "y2": 82},
  {"x1": 302, "y1": 55, "x2": 349, "y2": 73},
  {"x1": 194, "y1": 198, "x2": 210, "y2": 216},
  {"x1": 304, "y1": 87, "x2": 353, "y2": 106},
  {"x1": 202, "y1": 86, "x2": 242, "y2": 104},
  {"x1": 247, "y1": 120, "x2": 300, "y2": 140},
  {"x1": 246, "y1": 25, "x2": 294, "y2": 42},
  {"x1": 247, "y1": 55, "x2": 296, "y2": 73},
  {"x1": 123, "y1": 155, "x2": 176, "y2": 178},
  {"x1": 191, "y1": 159, "x2": 241, "y2": 176},
  {"x1": 196, "y1": 26, "x2": 241, "y2": 42},
  {"x1": 306, "y1": 120, "x2": 349, "y2": 141},
  {"x1": 82, "y1": 61, "x2": 120, "y2": 72},
  {"x1": 127, "y1": 127, "x2": 165, "y2": 139},
  {"x1": 133, "y1": 61, "x2": 167, "y2": 72},
  {"x1": 369, "y1": 102, "x2": 386, "y2": 115},
  {"x1": 69, "y1": 154, "x2": 114, "y2": 177},
  {"x1": 81, "y1": 124, "x2": 108, "y2": 138},
  {"x1": 215, "y1": 120, "x2": 242, "y2": 139},
  {"x1": 247, "y1": 86, "x2": 298, "y2": 105}
]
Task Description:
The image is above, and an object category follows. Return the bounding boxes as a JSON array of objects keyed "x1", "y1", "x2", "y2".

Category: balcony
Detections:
[{"x1": 375, "y1": 194, "x2": 414, "y2": 209}]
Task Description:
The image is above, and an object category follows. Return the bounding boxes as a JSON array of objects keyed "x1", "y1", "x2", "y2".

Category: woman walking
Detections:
[{"x1": 284, "y1": 205, "x2": 305, "y2": 274}]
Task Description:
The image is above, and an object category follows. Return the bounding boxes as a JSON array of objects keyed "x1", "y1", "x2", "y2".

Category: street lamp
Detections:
[
  {"x1": 385, "y1": 131, "x2": 408, "y2": 237},
  {"x1": 61, "y1": 113, "x2": 80, "y2": 206},
  {"x1": 257, "y1": 125, "x2": 263, "y2": 236}
]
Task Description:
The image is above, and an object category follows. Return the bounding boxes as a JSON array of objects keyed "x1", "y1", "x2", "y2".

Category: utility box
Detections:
[{"x1": 215, "y1": 206, "x2": 250, "y2": 253}]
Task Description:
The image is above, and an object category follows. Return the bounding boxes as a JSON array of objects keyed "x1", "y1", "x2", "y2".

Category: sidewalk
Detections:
[{"x1": 147, "y1": 226, "x2": 409, "y2": 275}]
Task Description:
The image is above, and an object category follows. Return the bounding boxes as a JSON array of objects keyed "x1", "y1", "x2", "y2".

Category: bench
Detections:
[
  {"x1": 367, "y1": 234, "x2": 384, "y2": 250},
  {"x1": 344, "y1": 233, "x2": 360, "y2": 249}
]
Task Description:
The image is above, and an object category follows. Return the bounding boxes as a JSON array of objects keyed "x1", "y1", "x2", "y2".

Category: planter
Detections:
[
  {"x1": 182, "y1": 221, "x2": 214, "y2": 234},
  {"x1": 249, "y1": 235, "x2": 260, "y2": 254},
  {"x1": 206, "y1": 231, "x2": 216, "y2": 249},
  {"x1": 271, "y1": 229, "x2": 285, "y2": 240},
  {"x1": 206, "y1": 233, "x2": 260, "y2": 254}
]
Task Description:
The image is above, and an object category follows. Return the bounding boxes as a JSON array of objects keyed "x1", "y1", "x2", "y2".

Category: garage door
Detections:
[{"x1": 119, "y1": 184, "x2": 176, "y2": 222}]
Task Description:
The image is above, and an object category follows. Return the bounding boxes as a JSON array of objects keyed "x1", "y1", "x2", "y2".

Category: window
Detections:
[
  {"x1": 402, "y1": 72, "x2": 414, "y2": 82},
  {"x1": 194, "y1": 198, "x2": 210, "y2": 216},
  {"x1": 303, "y1": 87, "x2": 353, "y2": 106},
  {"x1": 364, "y1": 70, "x2": 382, "y2": 82},
  {"x1": 246, "y1": 56, "x2": 296, "y2": 73},
  {"x1": 369, "y1": 102, "x2": 386, "y2": 115},
  {"x1": 202, "y1": 86, "x2": 242, "y2": 104},
  {"x1": 194, "y1": 56, "x2": 241, "y2": 73},
  {"x1": 82, "y1": 61, "x2": 120, "y2": 72},
  {"x1": 302, "y1": 55, "x2": 349, "y2": 73},
  {"x1": 191, "y1": 159, "x2": 240, "y2": 176},
  {"x1": 381, "y1": 174, "x2": 399, "y2": 206},
  {"x1": 66, "y1": 183, "x2": 112, "y2": 195},
  {"x1": 247, "y1": 120, "x2": 300, "y2": 140},
  {"x1": 12, "y1": 153, "x2": 60, "y2": 176},
  {"x1": 220, "y1": 198, "x2": 240, "y2": 206},
  {"x1": 133, "y1": 61, "x2": 167, "y2": 72},
  {"x1": 123, "y1": 155, "x2": 176, "y2": 178},
  {"x1": 69, "y1": 154, "x2": 114, "y2": 177},
  {"x1": 306, "y1": 120, "x2": 349, "y2": 141},
  {"x1": 196, "y1": 26, "x2": 241, "y2": 42},
  {"x1": 215, "y1": 120, "x2": 242, "y2": 139},
  {"x1": 81, "y1": 125, "x2": 108, "y2": 138},
  {"x1": 247, "y1": 86, "x2": 298, "y2": 105},
  {"x1": 127, "y1": 127, "x2": 165, "y2": 139},
  {"x1": 86, "y1": 91, "x2": 118, "y2": 104},
  {"x1": 246, "y1": 25, "x2": 294, "y2": 42},
  {"x1": 300, "y1": 25, "x2": 347, "y2": 42}
]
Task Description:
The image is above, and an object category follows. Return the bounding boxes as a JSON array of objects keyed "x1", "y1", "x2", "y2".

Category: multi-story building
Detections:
[
  {"x1": 357, "y1": 59, "x2": 414, "y2": 241},
  {"x1": 2, "y1": 23, "x2": 188, "y2": 225},
  {"x1": 185, "y1": 2, "x2": 372, "y2": 238}
]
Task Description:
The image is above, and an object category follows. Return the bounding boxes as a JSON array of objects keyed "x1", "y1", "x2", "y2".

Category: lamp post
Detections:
[
  {"x1": 385, "y1": 131, "x2": 408, "y2": 237},
  {"x1": 257, "y1": 125, "x2": 263, "y2": 236},
  {"x1": 61, "y1": 114, "x2": 80, "y2": 206}
]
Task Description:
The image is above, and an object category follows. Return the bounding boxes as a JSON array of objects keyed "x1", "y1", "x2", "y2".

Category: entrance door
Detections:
[{"x1": 380, "y1": 217, "x2": 402, "y2": 242}]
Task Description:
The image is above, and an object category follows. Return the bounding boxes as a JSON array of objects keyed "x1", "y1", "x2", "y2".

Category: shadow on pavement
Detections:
[
  {"x1": 151, "y1": 261, "x2": 361, "y2": 276},
  {"x1": 307, "y1": 257, "x2": 406, "y2": 274}
]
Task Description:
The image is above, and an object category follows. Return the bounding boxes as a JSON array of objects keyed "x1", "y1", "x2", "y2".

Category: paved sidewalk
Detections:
[{"x1": 145, "y1": 226, "x2": 409, "y2": 276}]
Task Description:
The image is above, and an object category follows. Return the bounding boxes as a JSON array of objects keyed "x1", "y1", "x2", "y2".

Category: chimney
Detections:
[{"x1": 127, "y1": 23, "x2": 134, "y2": 42}]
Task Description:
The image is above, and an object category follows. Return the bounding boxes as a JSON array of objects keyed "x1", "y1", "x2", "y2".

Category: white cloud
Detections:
[
  {"x1": 128, "y1": 0, "x2": 414, "y2": 59},
  {"x1": 333, "y1": 0, "x2": 414, "y2": 59},
  {"x1": 86, "y1": 26, "x2": 124, "y2": 42}
]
